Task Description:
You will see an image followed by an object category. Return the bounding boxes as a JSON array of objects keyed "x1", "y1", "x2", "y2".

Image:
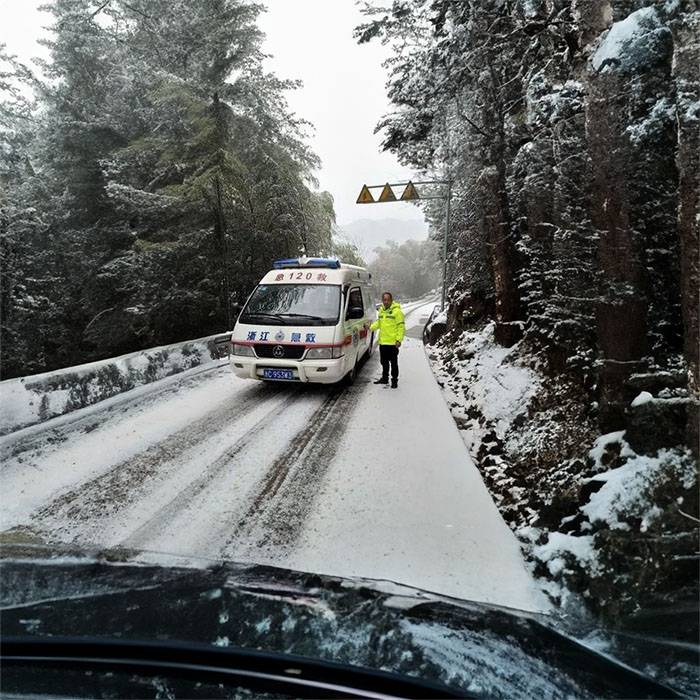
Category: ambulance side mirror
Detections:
[{"x1": 347, "y1": 306, "x2": 364, "y2": 320}]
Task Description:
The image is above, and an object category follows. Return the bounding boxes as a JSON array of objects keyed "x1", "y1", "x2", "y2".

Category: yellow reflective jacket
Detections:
[{"x1": 370, "y1": 301, "x2": 405, "y2": 345}]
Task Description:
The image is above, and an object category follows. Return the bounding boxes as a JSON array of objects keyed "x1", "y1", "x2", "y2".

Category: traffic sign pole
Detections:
[
  {"x1": 441, "y1": 180, "x2": 452, "y2": 312},
  {"x1": 356, "y1": 178, "x2": 452, "y2": 311}
]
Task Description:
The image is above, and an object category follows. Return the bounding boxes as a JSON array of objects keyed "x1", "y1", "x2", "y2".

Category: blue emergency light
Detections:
[{"x1": 272, "y1": 257, "x2": 341, "y2": 269}]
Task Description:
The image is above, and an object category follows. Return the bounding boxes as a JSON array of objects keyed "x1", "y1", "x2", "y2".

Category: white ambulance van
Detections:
[{"x1": 230, "y1": 257, "x2": 375, "y2": 384}]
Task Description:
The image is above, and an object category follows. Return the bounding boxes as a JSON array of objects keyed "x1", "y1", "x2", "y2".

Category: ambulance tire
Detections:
[
  {"x1": 343, "y1": 355, "x2": 359, "y2": 386},
  {"x1": 363, "y1": 332, "x2": 375, "y2": 362}
]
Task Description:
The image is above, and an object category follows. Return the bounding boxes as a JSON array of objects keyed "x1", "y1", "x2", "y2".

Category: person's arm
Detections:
[
  {"x1": 370, "y1": 315, "x2": 380, "y2": 332},
  {"x1": 395, "y1": 305, "x2": 405, "y2": 345}
]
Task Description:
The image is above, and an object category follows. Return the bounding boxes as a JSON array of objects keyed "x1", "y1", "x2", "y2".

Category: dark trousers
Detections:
[{"x1": 379, "y1": 344, "x2": 399, "y2": 380}]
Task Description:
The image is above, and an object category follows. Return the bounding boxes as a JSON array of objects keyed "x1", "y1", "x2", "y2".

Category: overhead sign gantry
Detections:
[{"x1": 355, "y1": 178, "x2": 452, "y2": 311}]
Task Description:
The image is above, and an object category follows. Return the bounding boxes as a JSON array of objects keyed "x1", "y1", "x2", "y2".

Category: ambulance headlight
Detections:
[
  {"x1": 306, "y1": 347, "x2": 344, "y2": 360},
  {"x1": 232, "y1": 343, "x2": 255, "y2": 357},
  {"x1": 305, "y1": 347, "x2": 333, "y2": 360}
]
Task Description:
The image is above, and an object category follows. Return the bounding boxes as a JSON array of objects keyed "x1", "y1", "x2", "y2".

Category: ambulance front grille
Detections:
[{"x1": 254, "y1": 344, "x2": 305, "y2": 360}]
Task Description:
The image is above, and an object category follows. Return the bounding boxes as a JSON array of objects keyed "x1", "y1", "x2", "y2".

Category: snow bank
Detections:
[
  {"x1": 526, "y1": 431, "x2": 697, "y2": 609},
  {"x1": 532, "y1": 532, "x2": 599, "y2": 578},
  {"x1": 582, "y1": 437, "x2": 696, "y2": 531},
  {"x1": 0, "y1": 334, "x2": 229, "y2": 435},
  {"x1": 433, "y1": 322, "x2": 539, "y2": 441}
]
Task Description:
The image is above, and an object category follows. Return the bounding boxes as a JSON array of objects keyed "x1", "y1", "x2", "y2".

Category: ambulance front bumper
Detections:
[{"x1": 229, "y1": 356, "x2": 347, "y2": 384}]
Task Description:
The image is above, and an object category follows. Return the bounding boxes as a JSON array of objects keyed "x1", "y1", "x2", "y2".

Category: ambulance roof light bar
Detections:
[{"x1": 272, "y1": 256, "x2": 341, "y2": 269}]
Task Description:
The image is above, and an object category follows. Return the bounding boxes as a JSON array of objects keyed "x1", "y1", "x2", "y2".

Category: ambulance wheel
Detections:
[
  {"x1": 343, "y1": 358, "x2": 359, "y2": 386},
  {"x1": 364, "y1": 333, "x2": 375, "y2": 361}
]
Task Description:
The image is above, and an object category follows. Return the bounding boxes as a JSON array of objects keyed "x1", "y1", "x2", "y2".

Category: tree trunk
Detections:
[
  {"x1": 587, "y1": 71, "x2": 649, "y2": 431},
  {"x1": 672, "y1": 12, "x2": 700, "y2": 455},
  {"x1": 213, "y1": 175, "x2": 232, "y2": 330}
]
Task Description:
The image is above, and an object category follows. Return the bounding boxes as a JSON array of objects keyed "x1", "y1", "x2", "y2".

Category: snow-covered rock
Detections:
[
  {"x1": 630, "y1": 391, "x2": 654, "y2": 407},
  {"x1": 591, "y1": 6, "x2": 672, "y2": 73}
]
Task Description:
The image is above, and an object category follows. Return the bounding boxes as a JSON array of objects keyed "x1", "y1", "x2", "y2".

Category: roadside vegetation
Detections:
[
  {"x1": 369, "y1": 238, "x2": 440, "y2": 300},
  {"x1": 360, "y1": 0, "x2": 699, "y2": 657},
  {"x1": 1, "y1": 0, "x2": 337, "y2": 378}
]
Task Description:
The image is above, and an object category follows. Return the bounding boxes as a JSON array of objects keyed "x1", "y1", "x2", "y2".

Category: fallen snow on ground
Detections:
[
  {"x1": 582, "y1": 434, "x2": 696, "y2": 532},
  {"x1": 0, "y1": 300, "x2": 549, "y2": 614},
  {"x1": 531, "y1": 532, "x2": 599, "y2": 578},
  {"x1": 431, "y1": 322, "x2": 540, "y2": 450},
  {"x1": 630, "y1": 390, "x2": 653, "y2": 407},
  {"x1": 0, "y1": 365, "x2": 243, "y2": 529}
]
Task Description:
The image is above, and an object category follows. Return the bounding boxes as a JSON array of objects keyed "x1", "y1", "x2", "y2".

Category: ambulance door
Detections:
[
  {"x1": 360, "y1": 285, "x2": 373, "y2": 354},
  {"x1": 345, "y1": 286, "x2": 365, "y2": 366}
]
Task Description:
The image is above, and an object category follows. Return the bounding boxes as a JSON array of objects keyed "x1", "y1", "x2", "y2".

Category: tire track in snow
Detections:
[
  {"x1": 119, "y1": 390, "x2": 305, "y2": 550},
  {"x1": 29, "y1": 382, "x2": 282, "y2": 543},
  {"x1": 224, "y1": 374, "x2": 369, "y2": 556},
  {"x1": 223, "y1": 305, "x2": 433, "y2": 555}
]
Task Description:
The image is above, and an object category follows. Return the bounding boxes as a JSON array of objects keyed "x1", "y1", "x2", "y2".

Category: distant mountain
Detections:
[{"x1": 336, "y1": 218, "x2": 429, "y2": 262}]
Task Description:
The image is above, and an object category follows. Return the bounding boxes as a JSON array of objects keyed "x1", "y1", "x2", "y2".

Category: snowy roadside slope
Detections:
[
  {"x1": 425, "y1": 319, "x2": 698, "y2": 695},
  {"x1": 430, "y1": 322, "x2": 540, "y2": 455},
  {"x1": 0, "y1": 334, "x2": 228, "y2": 435}
]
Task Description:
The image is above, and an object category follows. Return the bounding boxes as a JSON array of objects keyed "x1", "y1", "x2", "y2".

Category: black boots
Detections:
[
  {"x1": 374, "y1": 377, "x2": 388, "y2": 385},
  {"x1": 391, "y1": 379, "x2": 398, "y2": 388}
]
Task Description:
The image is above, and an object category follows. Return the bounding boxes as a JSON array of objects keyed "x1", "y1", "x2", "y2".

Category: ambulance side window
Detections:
[
  {"x1": 363, "y1": 288, "x2": 374, "y2": 313},
  {"x1": 346, "y1": 287, "x2": 364, "y2": 320}
]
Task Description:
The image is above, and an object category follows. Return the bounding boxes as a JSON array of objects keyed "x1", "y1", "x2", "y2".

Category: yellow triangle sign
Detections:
[
  {"x1": 378, "y1": 183, "x2": 397, "y2": 202},
  {"x1": 356, "y1": 185, "x2": 375, "y2": 204},
  {"x1": 400, "y1": 181, "x2": 420, "y2": 201}
]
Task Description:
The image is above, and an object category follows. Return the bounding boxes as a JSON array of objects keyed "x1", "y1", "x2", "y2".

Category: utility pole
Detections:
[
  {"x1": 441, "y1": 179, "x2": 452, "y2": 311},
  {"x1": 356, "y1": 178, "x2": 452, "y2": 310}
]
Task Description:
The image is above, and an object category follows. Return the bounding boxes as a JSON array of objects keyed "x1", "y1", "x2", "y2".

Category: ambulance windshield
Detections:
[{"x1": 240, "y1": 284, "x2": 342, "y2": 326}]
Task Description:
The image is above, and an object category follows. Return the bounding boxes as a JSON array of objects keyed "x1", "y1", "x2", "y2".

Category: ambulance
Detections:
[{"x1": 230, "y1": 257, "x2": 375, "y2": 384}]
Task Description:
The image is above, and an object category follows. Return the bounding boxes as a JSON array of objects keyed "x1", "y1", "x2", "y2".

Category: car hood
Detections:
[{"x1": 0, "y1": 545, "x2": 679, "y2": 699}]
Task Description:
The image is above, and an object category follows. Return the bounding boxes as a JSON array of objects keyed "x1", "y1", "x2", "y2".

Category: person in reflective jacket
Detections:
[{"x1": 370, "y1": 292, "x2": 405, "y2": 388}]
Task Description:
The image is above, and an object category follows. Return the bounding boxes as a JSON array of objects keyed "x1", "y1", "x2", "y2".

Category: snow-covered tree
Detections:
[{"x1": 0, "y1": 0, "x2": 334, "y2": 376}]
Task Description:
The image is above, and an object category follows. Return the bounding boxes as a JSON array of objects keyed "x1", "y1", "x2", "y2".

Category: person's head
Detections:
[{"x1": 382, "y1": 292, "x2": 393, "y2": 308}]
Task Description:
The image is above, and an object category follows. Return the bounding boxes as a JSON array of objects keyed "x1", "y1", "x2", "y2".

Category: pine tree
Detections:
[{"x1": 1, "y1": 0, "x2": 334, "y2": 376}]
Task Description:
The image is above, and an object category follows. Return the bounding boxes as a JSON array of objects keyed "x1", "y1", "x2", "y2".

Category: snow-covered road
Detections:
[{"x1": 1, "y1": 301, "x2": 548, "y2": 613}]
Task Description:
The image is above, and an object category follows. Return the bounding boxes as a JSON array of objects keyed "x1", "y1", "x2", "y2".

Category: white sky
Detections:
[{"x1": 0, "y1": 0, "x2": 427, "y2": 227}]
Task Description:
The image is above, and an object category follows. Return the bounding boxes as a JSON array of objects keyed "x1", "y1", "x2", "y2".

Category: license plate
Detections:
[{"x1": 262, "y1": 368, "x2": 294, "y2": 380}]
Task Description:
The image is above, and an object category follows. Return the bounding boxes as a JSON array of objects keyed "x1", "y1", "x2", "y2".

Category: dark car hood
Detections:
[{"x1": 0, "y1": 545, "x2": 680, "y2": 699}]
